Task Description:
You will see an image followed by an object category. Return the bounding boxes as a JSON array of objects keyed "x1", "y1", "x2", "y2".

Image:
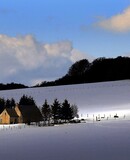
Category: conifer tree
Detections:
[
  {"x1": 0, "y1": 98, "x2": 5, "y2": 113},
  {"x1": 42, "y1": 99, "x2": 51, "y2": 125},
  {"x1": 19, "y1": 95, "x2": 36, "y2": 106},
  {"x1": 61, "y1": 99, "x2": 73, "y2": 122},
  {"x1": 71, "y1": 104, "x2": 79, "y2": 118},
  {"x1": 51, "y1": 99, "x2": 61, "y2": 124}
]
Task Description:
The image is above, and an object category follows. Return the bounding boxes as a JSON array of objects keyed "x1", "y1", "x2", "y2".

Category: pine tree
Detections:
[
  {"x1": 42, "y1": 99, "x2": 51, "y2": 125},
  {"x1": 5, "y1": 99, "x2": 11, "y2": 108},
  {"x1": 51, "y1": 99, "x2": 61, "y2": 124},
  {"x1": 71, "y1": 104, "x2": 79, "y2": 118},
  {"x1": 0, "y1": 98, "x2": 5, "y2": 113},
  {"x1": 10, "y1": 98, "x2": 16, "y2": 108},
  {"x1": 61, "y1": 99, "x2": 73, "y2": 122},
  {"x1": 19, "y1": 95, "x2": 36, "y2": 106}
]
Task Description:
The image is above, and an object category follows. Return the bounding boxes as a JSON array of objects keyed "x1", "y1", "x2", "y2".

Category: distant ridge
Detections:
[
  {"x1": 0, "y1": 83, "x2": 28, "y2": 91},
  {"x1": 1, "y1": 56, "x2": 130, "y2": 90},
  {"x1": 35, "y1": 56, "x2": 130, "y2": 87}
]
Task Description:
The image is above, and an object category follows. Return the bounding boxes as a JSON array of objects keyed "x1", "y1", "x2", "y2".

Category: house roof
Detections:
[
  {"x1": 6, "y1": 108, "x2": 19, "y2": 117},
  {"x1": 17, "y1": 105, "x2": 42, "y2": 122}
]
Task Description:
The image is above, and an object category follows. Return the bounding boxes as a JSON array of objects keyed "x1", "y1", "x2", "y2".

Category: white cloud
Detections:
[
  {"x1": 0, "y1": 34, "x2": 92, "y2": 85},
  {"x1": 70, "y1": 49, "x2": 94, "y2": 62},
  {"x1": 44, "y1": 41, "x2": 72, "y2": 57},
  {"x1": 98, "y1": 7, "x2": 130, "y2": 32},
  {"x1": 0, "y1": 35, "x2": 47, "y2": 69}
]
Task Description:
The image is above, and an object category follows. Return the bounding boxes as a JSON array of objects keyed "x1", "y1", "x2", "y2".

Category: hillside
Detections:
[
  {"x1": 0, "y1": 57, "x2": 130, "y2": 90},
  {"x1": 37, "y1": 57, "x2": 130, "y2": 87},
  {"x1": 0, "y1": 80, "x2": 130, "y2": 119}
]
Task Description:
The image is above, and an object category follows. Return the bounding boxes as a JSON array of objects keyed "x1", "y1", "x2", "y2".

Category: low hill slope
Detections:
[{"x1": 0, "y1": 80, "x2": 130, "y2": 119}]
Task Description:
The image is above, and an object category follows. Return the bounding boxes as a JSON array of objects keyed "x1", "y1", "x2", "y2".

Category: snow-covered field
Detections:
[
  {"x1": 0, "y1": 120, "x2": 130, "y2": 160},
  {"x1": 0, "y1": 80, "x2": 130, "y2": 160},
  {"x1": 0, "y1": 80, "x2": 130, "y2": 119},
  {"x1": 0, "y1": 123, "x2": 25, "y2": 130}
]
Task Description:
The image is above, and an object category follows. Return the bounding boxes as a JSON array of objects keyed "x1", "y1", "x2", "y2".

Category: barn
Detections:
[{"x1": 0, "y1": 105, "x2": 42, "y2": 124}]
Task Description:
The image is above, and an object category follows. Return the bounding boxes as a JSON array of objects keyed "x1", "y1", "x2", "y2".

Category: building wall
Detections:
[
  {"x1": 0, "y1": 110, "x2": 10, "y2": 124},
  {"x1": 0, "y1": 109, "x2": 19, "y2": 124},
  {"x1": 15, "y1": 106, "x2": 23, "y2": 123},
  {"x1": 10, "y1": 117, "x2": 18, "y2": 124}
]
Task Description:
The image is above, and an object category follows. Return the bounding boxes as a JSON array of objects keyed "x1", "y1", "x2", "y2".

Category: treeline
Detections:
[
  {"x1": 36, "y1": 56, "x2": 130, "y2": 87},
  {"x1": 0, "y1": 98, "x2": 16, "y2": 113},
  {"x1": 0, "y1": 95, "x2": 36, "y2": 113},
  {"x1": 41, "y1": 99, "x2": 78, "y2": 124},
  {"x1": 1, "y1": 56, "x2": 130, "y2": 90},
  {"x1": 0, "y1": 83, "x2": 28, "y2": 90},
  {"x1": 0, "y1": 95, "x2": 79, "y2": 124}
]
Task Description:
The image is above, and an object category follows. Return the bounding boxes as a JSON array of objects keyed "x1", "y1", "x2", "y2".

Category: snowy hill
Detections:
[{"x1": 0, "y1": 80, "x2": 130, "y2": 119}]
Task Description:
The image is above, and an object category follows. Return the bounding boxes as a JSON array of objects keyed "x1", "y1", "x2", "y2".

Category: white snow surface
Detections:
[
  {"x1": 0, "y1": 80, "x2": 130, "y2": 118},
  {"x1": 0, "y1": 121, "x2": 130, "y2": 160},
  {"x1": 0, "y1": 80, "x2": 130, "y2": 160}
]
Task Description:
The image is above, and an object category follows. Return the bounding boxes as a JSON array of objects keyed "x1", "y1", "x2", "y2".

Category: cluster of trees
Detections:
[
  {"x1": 0, "y1": 98, "x2": 16, "y2": 113},
  {"x1": 0, "y1": 56, "x2": 130, "y2": 90},
  {"x1": 19, "y1": 95, "x2": 36, "y2": 106},
  {"x1": 0, "y1": 83, "x2": 28, "y2": 91},
  {"x1": 18, "y1": 95, "x2": 79, "y2": 124},
  {"x1": 36, "y1": 56, "x2": 130, "y2": 87},
  {"x1": 41, "y1": 99, "x2": 78, "y2": 124},
  {"x1": 0, "y1": 95, "x2": 79, "y2": 125},
  {"x1": 0, "y1": 95, "x2": 36, "y2": 113}
]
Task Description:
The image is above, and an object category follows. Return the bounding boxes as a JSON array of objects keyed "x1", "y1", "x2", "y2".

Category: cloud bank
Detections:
[
  {"x1": 98, "y1": 7, "x2": 130, "y2": 32},
  {"x1": 0, "y1": 34, "x2": 91, "y2": 85}
]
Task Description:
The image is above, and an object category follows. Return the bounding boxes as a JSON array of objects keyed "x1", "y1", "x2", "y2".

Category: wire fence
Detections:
[{"x1": 0, "y1": 123, "x2": 26, "y2": 131}]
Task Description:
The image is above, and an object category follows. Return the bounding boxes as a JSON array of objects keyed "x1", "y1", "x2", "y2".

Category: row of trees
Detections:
[
  {"x1": 36, "y1": 56, "x2": 130, "y2": 87},
  {"x1": 41, "y1": 99, "x2": 78, "y2": 124},
  {"x1": 0, "y1": 95, "x2": 79, "y2": 124},
  {"x1": 0, "y1": 56, "x2": 129, "y2": 90},
  {"x1": 0, "y1": 95, "x2": 36, "y2": 113},
  {"x1": 0, "y1": 98, "x2": 16, "y2": 113},
  {"x1": 0, "y1": 82, "x2": 28, "y2": 91},
  {"x1": 1, "y1": 56, "x2": 129, "y2": 90}
]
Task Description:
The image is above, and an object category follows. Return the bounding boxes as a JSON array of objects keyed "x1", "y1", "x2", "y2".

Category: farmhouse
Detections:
[
  {"x1": 0, "y1": 104, "x2": 42, "y2": 124},
  {"x1": 0, "y1": 108, "x2": 19, "y2": 124}
]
